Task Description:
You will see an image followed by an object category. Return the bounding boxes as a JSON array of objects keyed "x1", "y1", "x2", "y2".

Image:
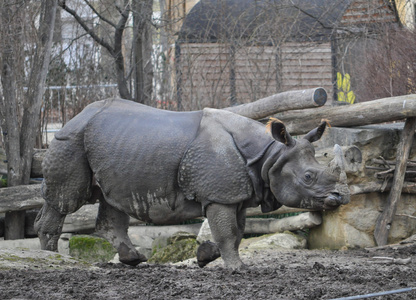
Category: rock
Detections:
[
  {"x1": 197, "y1": 219, "x2": 212, "y2": 243},
  {"x1": 309, "y1": 192, "x2": 416, "y2": 249},
  {"x1": 308, "y1": 125, "x2": 416, "y2": 249},
  {"x1": 148, "y1": 232, "x2": 198, "y2": 264},
  {"x1": 168, "y1": 231, "x2": 196, "y2": 244},
  {"x1": 243, "y1": 232, "x2": 307, "y2": 251},
  {"x1": 69, "y1": 235, "x2": 117, "y2": 263},
  {"x1": 128, "y1": 231, "x2": 154, "y2": 250}
]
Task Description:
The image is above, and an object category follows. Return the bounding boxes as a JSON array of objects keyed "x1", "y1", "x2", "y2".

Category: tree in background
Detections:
[
  {"x1": 0, "y1": 0, "x2": 58, "y2": 239},
  {"x1": 356, "y1": 26, "x2": 416, "y2": 102},
  {"x1": 58, "y1": 0, "x2": 154, "y2": 105}
]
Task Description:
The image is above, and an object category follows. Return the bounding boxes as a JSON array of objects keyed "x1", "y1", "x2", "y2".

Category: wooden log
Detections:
[
  {"x1": 349, "y1": 181, "x2": 416, "y2": 195},
  {"x1": 4, "y1": 211, "x2": 25, "y2": 240},
  {"x1": 62, "y1": 204, "x2": 143, "y2": 233},
  {"x1": 31, "y1": 149, "x2": 46, "y2": 178},
  {"x1": 0, "y1": 184, "x2": 43, "y2": 213},
  {"x1": 274, "y1": 94, "x2": 416, "y2": 135},
  {"x1": 244, "y1": 212, "x2": 322, "y2": 234},
  {"x1": 374, "y1": 117, "x2": 416, "y2": 246},
  {"x1": 224, "y1": 87, "x2": 327, "y2": 120},
  {"x1": 246, "y1": 206, "x2": 312, "y2": 217}
]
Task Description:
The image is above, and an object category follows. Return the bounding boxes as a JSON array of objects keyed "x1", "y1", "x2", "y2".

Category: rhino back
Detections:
[{"x1": 84, "y1": 99, "x2": 203, "y2": 219}]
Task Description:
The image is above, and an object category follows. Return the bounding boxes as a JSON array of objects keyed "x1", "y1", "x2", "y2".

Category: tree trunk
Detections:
[
  {"x1": 133, "y1": 0, "x2": 154, "y2": 105},
  {"x1": 0, "y1": 0, "x2": 57, "y2": 240},
  {"x1": 274, "y1": 94, "x2": 416, "y2": 135},
  {"x1": 21, "y1": 0, "x2": 58, "y2": 184},
  {"x1": 1, "y1": 0, "x2": 22, "y2": 186}
]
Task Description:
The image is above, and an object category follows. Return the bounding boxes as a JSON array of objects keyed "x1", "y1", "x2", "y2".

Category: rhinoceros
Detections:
[{"x1": 35, "y1": 98, "x2": 349, "y2": 269}]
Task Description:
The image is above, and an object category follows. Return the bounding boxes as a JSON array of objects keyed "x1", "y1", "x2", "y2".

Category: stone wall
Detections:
[{"x1": 309, "y1": 123, "x2": 416, "y2": 249}]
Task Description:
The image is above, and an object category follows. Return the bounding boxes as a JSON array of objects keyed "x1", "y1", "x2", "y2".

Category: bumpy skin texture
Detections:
[{"x1": 35, "y1": 98, "x2": 349, "y2": 269}]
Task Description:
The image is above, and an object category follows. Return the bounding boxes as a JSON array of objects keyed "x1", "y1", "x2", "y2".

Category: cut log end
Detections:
[{"x1": 313, "y1": 87, "x2": 327, "y2": 106}]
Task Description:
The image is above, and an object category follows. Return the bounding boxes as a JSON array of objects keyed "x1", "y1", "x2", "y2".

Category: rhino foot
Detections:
[
  {"x1": 118, "y1": 242, "x2": 148, "y2": 266},
  {"x1": 197, "y1": 241, "x2": 221, "y2": 268}
]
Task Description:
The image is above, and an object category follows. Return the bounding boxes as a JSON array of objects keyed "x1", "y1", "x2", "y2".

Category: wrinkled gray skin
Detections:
[{"x1": 35, "y1": 98, "x2": 349, "y2": 269}]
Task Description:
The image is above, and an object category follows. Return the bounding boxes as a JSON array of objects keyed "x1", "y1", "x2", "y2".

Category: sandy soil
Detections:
[{"x1": 1, "y1": 243, "x2": 416, "y2": 300}]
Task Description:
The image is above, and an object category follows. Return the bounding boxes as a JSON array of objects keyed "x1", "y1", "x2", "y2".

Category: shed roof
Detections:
[{"x1": 178, "y1": 0, "x2": 354, "y2": 43}]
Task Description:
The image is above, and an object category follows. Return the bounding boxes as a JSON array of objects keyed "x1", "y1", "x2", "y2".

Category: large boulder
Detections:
[{"x1": 310, "y1": 125, "x2": 416, "y2": 249}]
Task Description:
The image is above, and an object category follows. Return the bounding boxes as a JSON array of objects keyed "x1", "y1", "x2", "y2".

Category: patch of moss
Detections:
[
  {"x1": 148, "y1": 238, "x2": 198, "y2": 264},
  {"x1": 69, "y1": 235, "x2": 117, "y2": 263}
]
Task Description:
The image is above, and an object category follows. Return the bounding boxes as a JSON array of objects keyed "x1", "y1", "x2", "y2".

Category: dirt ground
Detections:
[{"x1": 1, "y1": 243, "x2": 416, "y2": 300}]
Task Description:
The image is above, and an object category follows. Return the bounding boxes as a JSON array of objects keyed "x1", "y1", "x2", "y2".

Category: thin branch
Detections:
[
  {"x1": 58, "y1": 0, "x2": 114, "y2": 56},
  {"x1": 83, "y1": 0, "x2": 117, "y2": 28},
  {"x1": 396, "y1": 214, "x2": 416, "y2": 220}
]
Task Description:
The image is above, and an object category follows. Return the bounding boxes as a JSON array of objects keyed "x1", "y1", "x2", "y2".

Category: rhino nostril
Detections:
[
  {"x1": 325, "y1": 193, "x2": 342, "y2": 206},
  {"x1": 332, "y1": 192, "x2": 341, "y2": 200}
]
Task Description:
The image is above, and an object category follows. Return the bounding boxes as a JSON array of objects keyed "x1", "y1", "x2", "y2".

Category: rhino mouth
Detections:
[
  {"x1": 301, "y1": 192, "x2": 348, "y2": 210},
  {"x1": 322, "y1": 193, "x2": 345, "y2": 210}
]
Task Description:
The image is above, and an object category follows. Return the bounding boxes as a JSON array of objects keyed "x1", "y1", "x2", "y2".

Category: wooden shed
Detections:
[{"x1": 174, "y1": 0, "x2": 400, "y2": 110}]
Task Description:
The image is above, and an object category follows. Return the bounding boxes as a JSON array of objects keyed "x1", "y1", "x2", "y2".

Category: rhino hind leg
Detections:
[
  {"x1": 34, "y1": 202, "x2": 66, "y2": 251},
  {"x1": 205, "y1": 203, "x2": 246, "y2": 269},
  {"x1": 95, "y1": 199, "x2": 147, "y2": 266}
]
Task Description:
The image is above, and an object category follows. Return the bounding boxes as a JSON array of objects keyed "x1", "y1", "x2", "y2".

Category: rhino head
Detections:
[{"x1": 261, "y1": 119, "x2": 350, "y2": 211}]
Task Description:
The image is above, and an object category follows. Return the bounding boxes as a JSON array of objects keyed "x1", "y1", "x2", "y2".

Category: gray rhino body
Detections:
[{"x1": 35, "y1": 98, "x2": 349, "y2": 268}]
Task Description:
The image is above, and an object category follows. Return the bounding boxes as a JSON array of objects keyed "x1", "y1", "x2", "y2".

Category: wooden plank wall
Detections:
[
  {"x1": 178, "y1": 41, "x2": 334, "y2": 110},
  {"x1": 281, "y1": 42, "x2": 333, "y2": 101},
  {"x1": 339, "y1": 0, "x2": 397, "y2": 25},
  {"x1": 179, "y1": 43, "x2": 231, "y2": 110},
  {"x1": 234, "y1": 46, "x2": 279, "y2": 104}
]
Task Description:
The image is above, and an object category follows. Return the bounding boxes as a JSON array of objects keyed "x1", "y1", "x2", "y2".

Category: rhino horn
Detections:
[
  {"x1": 326, "y1": 144, "x2": 350, "y2": 206},
  {"x1": 327, "y1": 144, "x2": 347, "y2": 182}
]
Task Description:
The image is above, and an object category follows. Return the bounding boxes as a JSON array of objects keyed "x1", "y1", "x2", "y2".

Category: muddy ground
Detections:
[{"x1": 1, "y1": 243, "x2": 416, "y2": 300}]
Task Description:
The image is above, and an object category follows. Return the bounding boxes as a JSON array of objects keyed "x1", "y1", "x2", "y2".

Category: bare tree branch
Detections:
[
  {"x1": 84, "y1": 0, "x2": 117, "y2": 28},
  {"x1": 58, "y1": 0, "x2": 115, "y2": 56}
]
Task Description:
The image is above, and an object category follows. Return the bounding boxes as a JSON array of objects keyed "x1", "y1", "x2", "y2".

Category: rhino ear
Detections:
[
  {"x1": 266, "y1": 118, "x2": 295, "y2": 146},
  {"x1": 303, "y1": 120, "x2": 328, "y2": 143}
]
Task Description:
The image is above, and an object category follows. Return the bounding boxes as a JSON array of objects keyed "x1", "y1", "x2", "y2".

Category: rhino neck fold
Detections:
[{"x1": 243, "y1": 141, "x2": 284, "y2": 212}]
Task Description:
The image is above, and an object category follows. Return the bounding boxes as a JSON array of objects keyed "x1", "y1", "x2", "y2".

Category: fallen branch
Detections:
[
  {"x1": 371, "y1": 256, "x2": 412, "y2": 265},
  {"x1": 396, "y1": 213, "x2": 416, "y2": 220}
]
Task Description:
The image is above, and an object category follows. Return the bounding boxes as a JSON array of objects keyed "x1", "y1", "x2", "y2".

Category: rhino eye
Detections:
[{"x1": 304, "y1": 172, "x2": 314, "y2": 184}]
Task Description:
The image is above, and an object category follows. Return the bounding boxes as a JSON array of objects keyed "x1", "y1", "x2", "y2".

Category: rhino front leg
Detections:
[
  {"x1": 205, "y1": 203, "x2": 246, "y2": 269},
  {"x1": 34, "y1": 202, "x2": 66, "y2": 251},
  {"x1": 95, "y1": 199, "x2": 147, "y2": 266}
]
